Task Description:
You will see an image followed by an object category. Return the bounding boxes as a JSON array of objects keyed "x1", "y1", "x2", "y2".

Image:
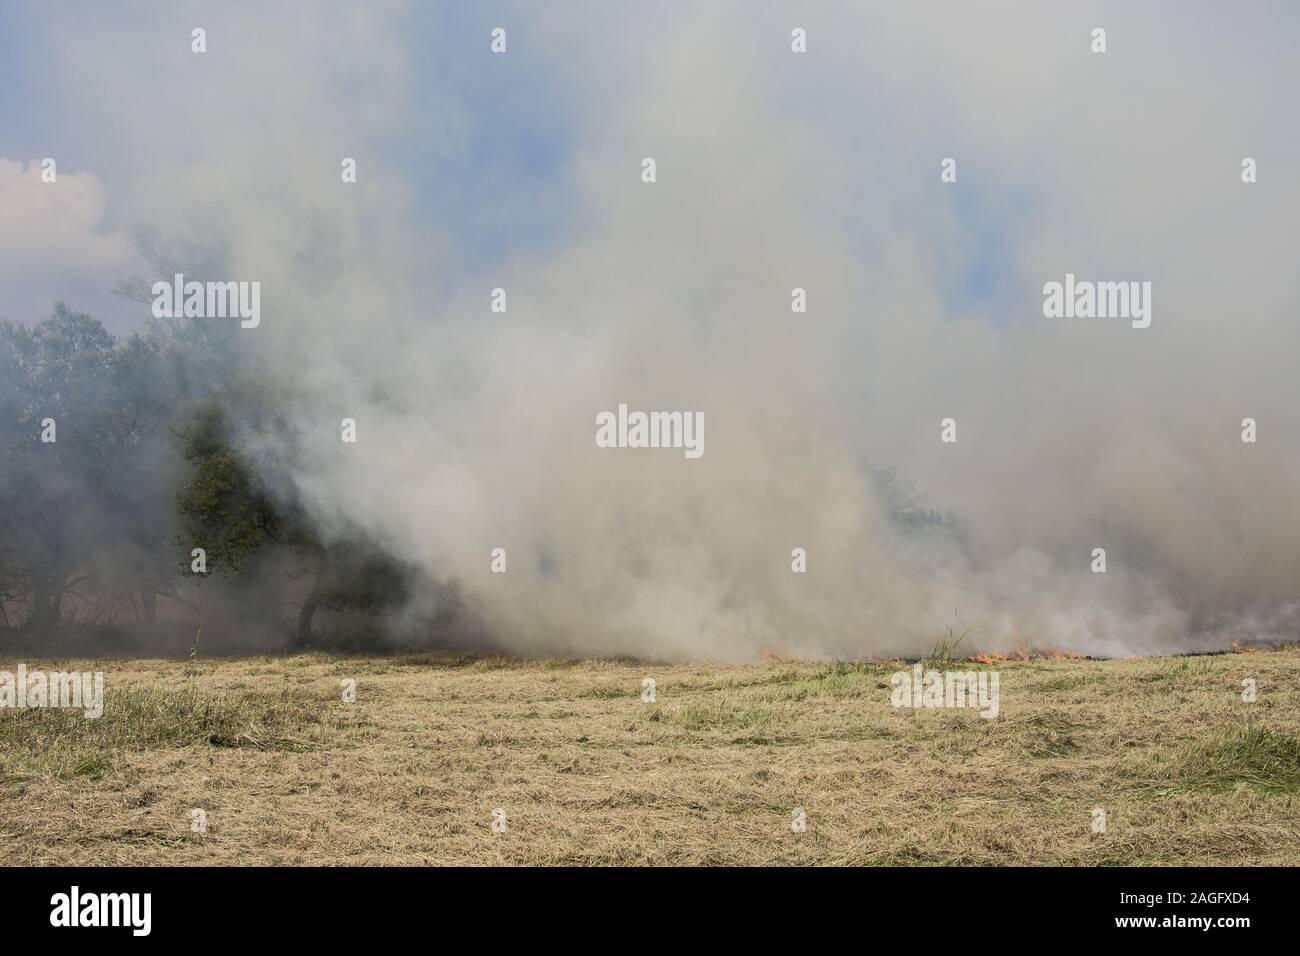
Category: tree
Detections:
[
  {"x1": 0, "y1": 299, "x2": 414, "y2": 648},
  {"x1": 0, "y1": 306, "x2": 120, "y2": 629},
  {"x1": 0, "y1": 305, "x2": 190, "y2": 633},
  {"x1": 175, "y1": 402, "x2": 411, "y2": 648}
]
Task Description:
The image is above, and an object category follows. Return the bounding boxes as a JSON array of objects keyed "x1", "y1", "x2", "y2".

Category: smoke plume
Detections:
[{"x1": 5, "y1": 2, "x2": 1299, "y2": 658}]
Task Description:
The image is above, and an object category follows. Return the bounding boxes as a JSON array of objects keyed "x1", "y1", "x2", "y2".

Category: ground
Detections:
[{"x1": 2, "y1": 647, "x2": 1298, "y2": 865}]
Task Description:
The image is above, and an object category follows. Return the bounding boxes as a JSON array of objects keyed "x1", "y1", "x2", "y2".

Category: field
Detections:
[{"x1": 2, "y1": 647, "x2": 1298, "y2": 866}]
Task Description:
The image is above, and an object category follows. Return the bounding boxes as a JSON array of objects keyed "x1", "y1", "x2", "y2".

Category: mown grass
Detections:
[
  {"x1": 639, "y1": 699, "x2": 779, "y2": 732},
  {"x1": 1153, "y1": 724, "x2": 1300, "y2": 795},
  {"x1": 0, "y1": 647, "x2": 1297, "y2": 865},
  {"x1": 0, "y1": 686, "x2": 332, "y2": 790},
  {"x1": 1032, "y1": 674, "x2": 1105, "y2": 693}
]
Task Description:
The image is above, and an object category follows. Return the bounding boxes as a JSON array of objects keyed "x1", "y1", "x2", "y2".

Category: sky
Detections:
[
  {"x1": 0, "y1": 1, "x2": 585, "y2": 331},
  {"x1": 2, "y1": 2, "x2": 1299, "y2": 659}
]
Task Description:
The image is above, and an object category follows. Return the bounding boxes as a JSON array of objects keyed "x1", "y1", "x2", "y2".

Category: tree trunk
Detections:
[
  {"x1": 141, "y1": 589, "x2": 157, "y2": 626},
  {"x1": 29, "y1": 581, "x2": 58, "y2": 632},
  {"x1": 291, "y1": 553, "x2": 328, "y2": 650}
]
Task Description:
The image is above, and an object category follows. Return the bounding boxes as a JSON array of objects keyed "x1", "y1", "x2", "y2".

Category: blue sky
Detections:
[
  {"x1": 0, "y1": 2, "x2": 584, "y2": 332},
  {"x1": 0, "y1": 1, "x2": 1062, "y2": 336}
]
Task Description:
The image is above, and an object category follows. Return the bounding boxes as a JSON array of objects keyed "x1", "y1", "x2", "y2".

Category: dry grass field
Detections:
[{"x1": 2, "y1": 646, "x2": 1298, "y2": 865}]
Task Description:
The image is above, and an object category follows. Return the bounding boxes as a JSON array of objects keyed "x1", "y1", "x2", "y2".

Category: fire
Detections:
[{"x1": 972, "y1": 648, "x2": 1085, "y2": 664}]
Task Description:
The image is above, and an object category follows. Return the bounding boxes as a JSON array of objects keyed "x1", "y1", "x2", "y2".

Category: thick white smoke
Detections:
[{"x1": 12, "y1": 2, "x2": 1300, "y2": 658}]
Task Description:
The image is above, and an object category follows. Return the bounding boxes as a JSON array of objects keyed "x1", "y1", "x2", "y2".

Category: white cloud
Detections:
[
  {"x1": 0, "y1": 157, "x2": 145, "y2": 327},
  {"x1": 0, "y1": 157, "x2": 140, "y2": 277}
]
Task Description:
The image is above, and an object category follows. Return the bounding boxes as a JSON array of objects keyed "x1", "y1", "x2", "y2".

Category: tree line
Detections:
[{"x1": 0, "y1": 303, "x2": 413, "y2": 648}]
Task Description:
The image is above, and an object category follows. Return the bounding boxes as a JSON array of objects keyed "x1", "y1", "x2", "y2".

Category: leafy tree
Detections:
[
  {"x1": 1, "y1": 299, "x2": 414, "y2": 648},
  {"x1": 0, "y1": 304, "x2": 199, "y2": 631},
  {"x1": 0, "y1": 306, "x2": 121, "y2": 628},
  {"x1": 176, "y1": 402, "x2": 411, "y2": 648}
]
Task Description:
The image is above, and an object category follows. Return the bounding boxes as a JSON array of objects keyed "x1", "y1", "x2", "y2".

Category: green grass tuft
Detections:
[{"x1": 1169, "y1": 724, "x2": 1300, "y2": 794}]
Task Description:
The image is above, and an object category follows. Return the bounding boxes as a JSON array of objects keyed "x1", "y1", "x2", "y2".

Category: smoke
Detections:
[{"x1": 7, "y1": 1, "x2": 1300, "y2": 658}]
